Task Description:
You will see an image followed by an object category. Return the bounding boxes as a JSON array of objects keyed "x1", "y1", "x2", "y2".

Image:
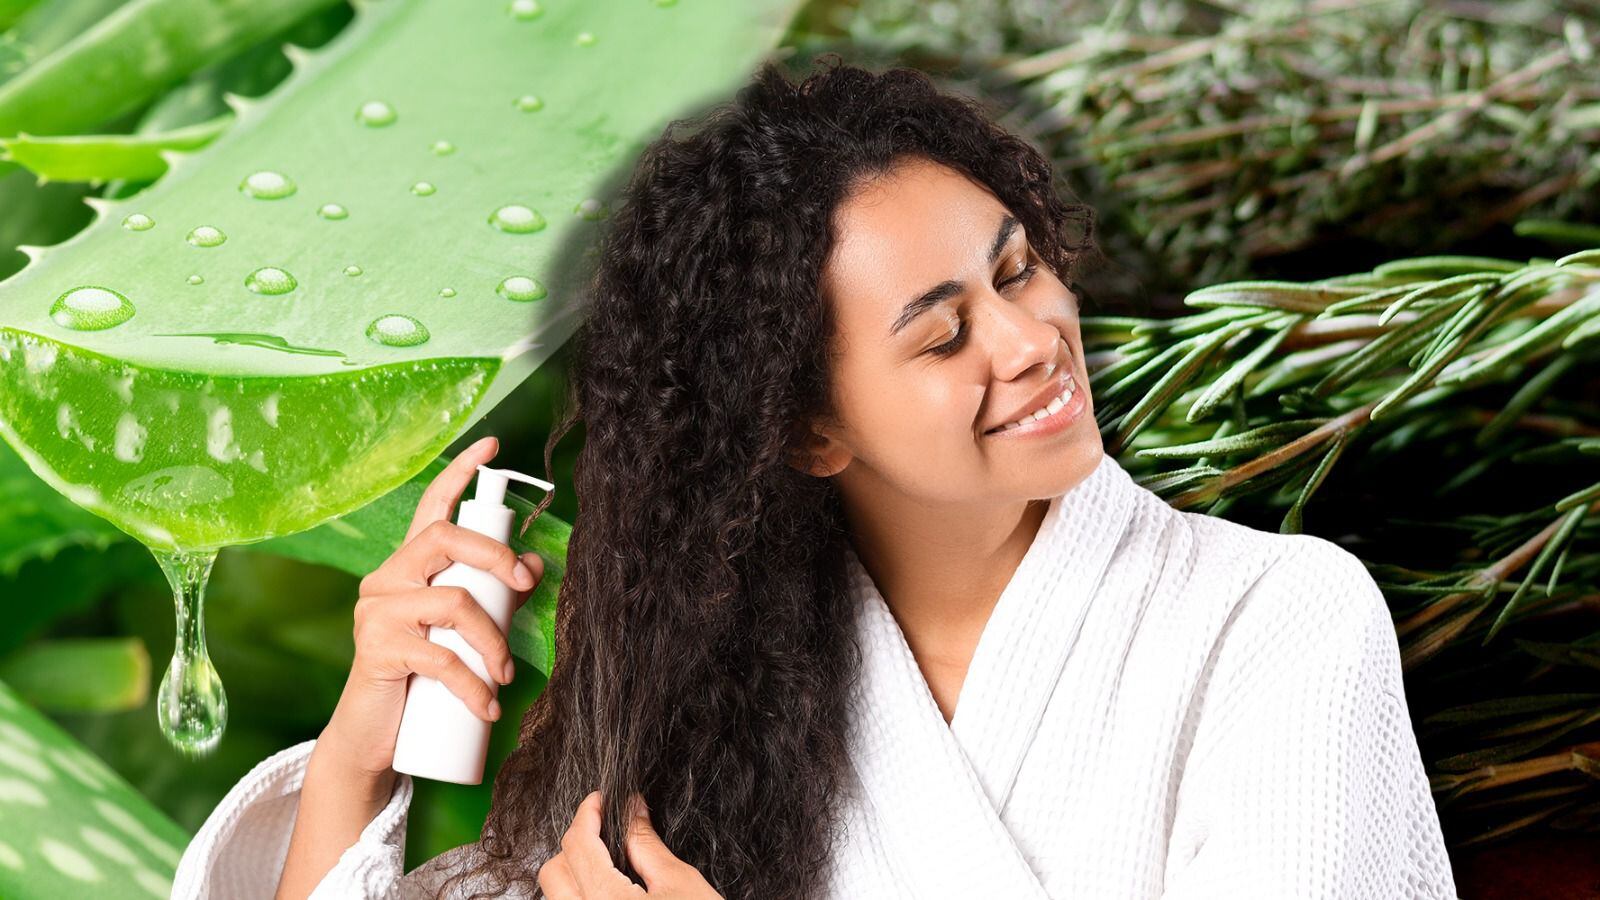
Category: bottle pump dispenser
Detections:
[{"x1": 391, "y1": 463, "x2": 553, "y2": 784}]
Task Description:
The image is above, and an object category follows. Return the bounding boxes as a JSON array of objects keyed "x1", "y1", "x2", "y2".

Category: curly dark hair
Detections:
[{"x1": 433, "y1": 53, "x2": 1098, "y2": 900}]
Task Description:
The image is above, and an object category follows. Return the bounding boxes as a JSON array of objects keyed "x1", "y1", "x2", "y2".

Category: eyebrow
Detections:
[{"x1": 888, "y1": 214, "x2": 1021, "y2": 338}]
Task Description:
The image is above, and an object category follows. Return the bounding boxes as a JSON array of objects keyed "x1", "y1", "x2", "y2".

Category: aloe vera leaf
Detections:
[
  {"x1": 0, "y1": 679, "x2": 189, "y2": 897},
  {"x1": 0, "y1": 636, "x2": 148, "y2": 712},
  {"x1": 0, "y1": 0, "x2": 43, "y2": 30},
  {"x1": 0, "y1": 0, "x2": 126, "y2": 84},
  {"x1": 257, "y1": 451, "x2": 571, "y2": 676},
  {"x1": 0, "y1": 0, "x2": 342, "y2": 177},
  {"x1": 0, "y1": 0, "x2": 798, "y2": 554},
  {"x1": 0, "y1": 113, "x2": 230, "y2": 182},
  {"x1": 0, "y1": 433, "x2": 125, "y2": 578}
]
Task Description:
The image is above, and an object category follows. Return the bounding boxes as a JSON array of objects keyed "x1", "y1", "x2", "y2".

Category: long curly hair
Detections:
[{"x1": 434, "y1": 53, "x2": 1099, "y2": 900}]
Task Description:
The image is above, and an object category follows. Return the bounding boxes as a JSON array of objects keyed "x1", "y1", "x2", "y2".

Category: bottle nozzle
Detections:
[{"x1": 472, "y1": 464, "x2": 555, "y2": 508}]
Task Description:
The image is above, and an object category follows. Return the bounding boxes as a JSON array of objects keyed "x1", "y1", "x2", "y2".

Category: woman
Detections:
[{"x1": 173, "y1": 56, "x2": 1459, "y2": 899}]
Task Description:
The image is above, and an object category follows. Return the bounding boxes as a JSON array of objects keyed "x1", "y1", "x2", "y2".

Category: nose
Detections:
[{"x1": 976, "y1": 293, "x2": 1063, "y2": 382}]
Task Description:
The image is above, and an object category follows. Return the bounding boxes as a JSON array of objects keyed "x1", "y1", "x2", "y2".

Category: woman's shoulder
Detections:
[{"x1": 1153, "y1": 501, "x2": 1387, "y2": 640}]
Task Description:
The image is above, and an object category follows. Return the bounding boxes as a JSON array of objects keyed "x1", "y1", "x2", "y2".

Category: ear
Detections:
[{"x1": 787, "y1": 417, "x2": 852, "y2": 478}]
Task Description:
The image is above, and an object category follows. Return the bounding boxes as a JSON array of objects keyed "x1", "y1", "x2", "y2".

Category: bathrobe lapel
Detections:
[{"x1": 843, "y1": 454, "x2": 1140, "y2": 897}]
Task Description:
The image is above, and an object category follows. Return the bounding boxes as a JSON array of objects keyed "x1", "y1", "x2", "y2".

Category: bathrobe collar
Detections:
[{"x1": 842, "y1": 452, "x2": 1142, "y2": 897}]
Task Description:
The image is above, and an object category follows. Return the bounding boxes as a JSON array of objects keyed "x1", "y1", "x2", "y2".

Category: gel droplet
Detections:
[
  {"x1": 507, "y1": 0, "x2": 543, "y2": 20},
  {"x1": 489, "y1": 204, "x2": 546, "y2": 234},
  {"x1": 367, "y1": 313, "x2": 430, "y2": 347},
  {"x1": 431, "y1": 139, "x2": 455, "y2": 155},
  {"x1": 574, "y1": 197, "x2": 607, "y2": 220},
  {"x1": 355, "y1": 99, "x2": 396, "y2": 127},
  {"x1": 186, "y1": 225, "x2": 226, "y2": 247},
  {"x1": 496, "y1": 275, "x2": 547, "y2": 302},
  {"x1": 153, "y1": 549, "x2": 227, "y2": 757},
  {"x1": 575, "y1": 31, "x2": 596, "y2": 46},
  {"x1": 245, "y1": 266, "x2": 297, "y2": 295},
  {"x1": 121, "y1": 213, "x2": 154, "y2": 231},
  {"x1": 50, "y1": 286, "x2": 135, "y2": 330},
  {"x1": 438, "y1": 287, "x2": 457, "y2": 298},
  {"x1": 318, "y1": 203, "x2": 348, "y2": 220},
  {"x1": 187, "y1": 274, "x2": 203, "y2": 285},
  {"x1": 344, "y1": 265, "x2": 363, "y2": 277},
  {"x1": 514, "y1": 94, "x2": 544, "y2": 112},
  {"x1": 411, "y1": 181, "x2": 436, "y2": 196},
  {"x1": 239, "y1": 170, "x2": 296, "y2": 199}
]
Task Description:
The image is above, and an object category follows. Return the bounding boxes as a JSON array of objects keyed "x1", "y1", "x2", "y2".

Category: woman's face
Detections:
[{"x1": 802, "y1": 156, "x2": 1103, "y2": 507}]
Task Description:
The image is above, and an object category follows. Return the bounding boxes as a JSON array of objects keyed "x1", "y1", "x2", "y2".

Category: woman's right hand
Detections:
[{"x1": 318, "y1": 434, "x2": 545, "y2": 782}]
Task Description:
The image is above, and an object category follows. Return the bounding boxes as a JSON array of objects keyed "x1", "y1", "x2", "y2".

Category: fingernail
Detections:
[
  {"x1": 513, "y1": 561, "x2": 534, "y2": 588},
  {"x1": 488, "y1": 698, "x2": 502, "y2": 720},
  {"x1": 502, "y1": 658, "x2": 514, "y2": 683}
]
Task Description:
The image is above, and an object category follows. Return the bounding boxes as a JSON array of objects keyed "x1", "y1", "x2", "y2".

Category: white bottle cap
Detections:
[{"x1": 472, "y1": 464, "x2": 555, "y2": 508}]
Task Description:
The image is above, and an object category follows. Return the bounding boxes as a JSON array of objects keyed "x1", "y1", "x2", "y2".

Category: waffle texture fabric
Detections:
[{"x1": 172, "y1": 451, "x2": 1459, "y2": 899}]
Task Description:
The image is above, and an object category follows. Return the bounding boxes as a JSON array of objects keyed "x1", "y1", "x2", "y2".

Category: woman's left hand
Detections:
[{"x1": 537, "y1": 790, "x2": 724, "y2": 899}]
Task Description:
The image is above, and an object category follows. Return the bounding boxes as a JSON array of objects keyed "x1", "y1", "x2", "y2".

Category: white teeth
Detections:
[{"x1": 992, "y1": 375, "x2": 1076, "y2": 432}]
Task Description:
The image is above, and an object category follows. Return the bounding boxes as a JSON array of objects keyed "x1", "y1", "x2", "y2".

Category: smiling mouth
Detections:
[{"x1": 984, "y1": 371, "x2": 1078, "y2": 435}]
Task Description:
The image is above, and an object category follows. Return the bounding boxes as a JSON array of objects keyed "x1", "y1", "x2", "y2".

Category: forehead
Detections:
[{"x1": 822, "y1": 160, "x2": 1013, "y2": 323}]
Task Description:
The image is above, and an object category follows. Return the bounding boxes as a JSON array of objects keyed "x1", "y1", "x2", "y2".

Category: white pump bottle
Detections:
[{"x1": 391, "y1": 462, "x2": 553, "y2": 784}]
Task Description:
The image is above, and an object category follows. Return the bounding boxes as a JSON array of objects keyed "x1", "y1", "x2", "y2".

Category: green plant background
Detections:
[{"x1": 1, "y1": 0, "x2": 1597, "y2": 896}]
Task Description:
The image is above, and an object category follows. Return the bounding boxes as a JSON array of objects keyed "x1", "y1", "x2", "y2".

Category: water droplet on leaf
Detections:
[
  {"x1": 507, "y1": 0, "x2": 543, "y2": 20},
  {"x1": 439, "y1": 287, "x2": 457, "y2": 298},
  {"x1": 489, "y1": 204, "x2": 546, "y2": 233},
  {"x1": 245, "y1": 266, "x2": 297, "y2": 295},
  {"x1": 344, "y1": 265, "x2": 363, "y2": 277},
  {"x1": 186, "y1": 225, "x2": 226, "y2": 247},
  {"x1": 355, "y1": 99, "x2": 397, "y2": 127},
  {"x1": 411, "y1": 181, "x2": 436, "y2": 196},
  {"x1": 50, "y1": 286, "x2": 135, "y2": 330},
  {"x1": 514, "y1": 94, "x2": 544, "y2": 112},
  {"x1": 496, "y1": 275, "x2": 547, "y2": 302},
  {"x1": 122, "y1": 213, "x2": 154, "y2": 231},
  {"x1": 318, "y1": 203, "x2": 348, "y2": 220},
  {"x1": 431, "y1": 139, "x2": 456, "y2": 155},
  {"x1": 574, "y1": 197, "x2": 607, "y2": 220},
  {"x1": 239, "y1": 170, "x2": 296, "y2": 199},
  {"x1": 367, "y1": 313, "x2": 431, "y2": 346},
  {"x1": 187, "y1": 274, "x2": 203, "y2": 285}
]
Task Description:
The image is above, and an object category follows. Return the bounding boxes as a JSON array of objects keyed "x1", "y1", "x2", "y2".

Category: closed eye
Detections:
[{"x1": 926, "y1": 259, "x2": 1040, "y2": 358}]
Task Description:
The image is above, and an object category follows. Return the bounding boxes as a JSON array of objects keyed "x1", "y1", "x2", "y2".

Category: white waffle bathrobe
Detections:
[{"x1": 172, "y1": 453, "x2": 1460, "y2": 899}]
